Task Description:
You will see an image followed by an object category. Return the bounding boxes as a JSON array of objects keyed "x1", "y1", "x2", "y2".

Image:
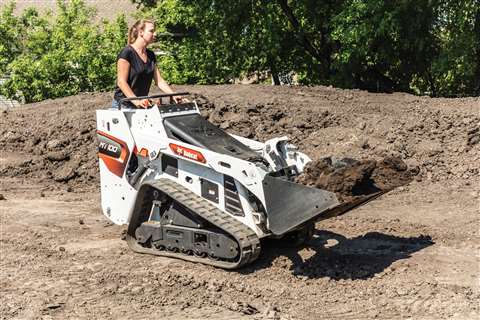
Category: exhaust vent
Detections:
[{"x1": 223, "y1": 175, "x2": 244, "y2": 216}]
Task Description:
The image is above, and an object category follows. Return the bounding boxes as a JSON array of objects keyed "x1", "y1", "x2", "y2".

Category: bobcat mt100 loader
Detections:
[{"x1": 96, "y1": 93, "x2": 381, "y2": 269}]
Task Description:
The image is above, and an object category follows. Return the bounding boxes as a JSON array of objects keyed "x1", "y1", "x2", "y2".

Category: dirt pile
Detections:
[
  {"x1": 296, "y1": 156, "x2": 414, "y2": 202},
  {"x1": 0, "y1": 93, "x2": 103, "y2": 191},
  {"x1": 0, "y1": 85, "x2": 478, "y2": 192},
  {"x1": 193, "y1": 86, "x2": 479, "y2": 184}
]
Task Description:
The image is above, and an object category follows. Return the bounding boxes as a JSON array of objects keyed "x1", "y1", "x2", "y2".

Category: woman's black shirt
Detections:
[{"x1": 113, "y1": 45, "x2": 156, "y2": 107}]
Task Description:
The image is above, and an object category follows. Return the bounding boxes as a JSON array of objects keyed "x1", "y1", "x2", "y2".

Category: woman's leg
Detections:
[{"x1": 111, "y1": 100, "x2": 120, "y2": 109}]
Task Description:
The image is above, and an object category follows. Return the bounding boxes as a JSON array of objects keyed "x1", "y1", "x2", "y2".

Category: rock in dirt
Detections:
[
  {"x1": 46, "y1": 151, "x2": 70, "y2": 162},
  {"x1": 46, "y1": 139, "x2": 63, "y2": 150},
  {"x1": 27, "y1": 137, "x2": 41, "y2": 147},
  {"x1": 53, "y1": 166, "x2": 76, "y2": 182},
  {"x1": 44, "y1": 303, "x2": 64, "y2": 310},
  {"x1": 296, "y1": 156, "x2": 413, "y2": 203},
  {"x1": 234, "y1": 302, "x2": 259, "y2": 315},
  {"x1": 0, "y1": 194, "x2": 5, "y2": 200},
  {"x1": 467, "y1": 127, "x2": 479, "y2": 146}
]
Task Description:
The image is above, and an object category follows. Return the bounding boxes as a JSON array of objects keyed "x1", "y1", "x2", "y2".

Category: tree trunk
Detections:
[
  {"x1": 270, "y1": 63, "x2": 280, "y2": 85},
  {"x1": 427, "y1": 70, "x2": 437, "y2": 97}
]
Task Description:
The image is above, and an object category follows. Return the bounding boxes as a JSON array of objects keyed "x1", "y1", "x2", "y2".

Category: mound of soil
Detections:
[
  {"x1": 296, "y1": 156, "x2": 413, "y2": 202},
  {"x1": 194, "y1": 86, "x2": 479, "y2": 185},
  {"x1": 0, "y1": 85, "x2": 478, "y2": 192},
  {"x1": 0, "y1": 93, "x2": 102, "y2": 192}
]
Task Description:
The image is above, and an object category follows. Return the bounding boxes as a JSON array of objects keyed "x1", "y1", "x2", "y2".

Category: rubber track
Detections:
[{"x1": 126, "y1": 179, "x2": 261, "y2": 269}]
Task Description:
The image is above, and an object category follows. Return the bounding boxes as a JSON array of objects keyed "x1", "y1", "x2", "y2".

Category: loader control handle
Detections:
[{"x1": 118, "y1": 92, "x2": 190, "y2": 109}]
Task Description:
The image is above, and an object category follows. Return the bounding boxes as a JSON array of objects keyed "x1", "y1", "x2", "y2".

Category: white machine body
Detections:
[{"x1": 96, "y1": 101, "x2": 338, "y2": 239}]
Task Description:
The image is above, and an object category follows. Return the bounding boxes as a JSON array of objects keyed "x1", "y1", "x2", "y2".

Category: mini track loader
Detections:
[{"x1": 96, "y1": 93, "x2": 381, "y2": 269}]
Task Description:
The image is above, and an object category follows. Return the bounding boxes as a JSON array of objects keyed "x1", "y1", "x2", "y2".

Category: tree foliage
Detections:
[
  {"x1": 143, "y1": 0, "x2": 478, "y2": 96},
  {"x1": 427, "y1": 0, "x2": 479, "y2": 96},
  {"x1": 0, "y1": 0, "x2": 127, "y2": 102},
  {"x1": 0, "y1": 0, "x2": 477, "y2": 102},
  {"x1": 331, "y1": 0, "x2": 439, "y2": 93}
]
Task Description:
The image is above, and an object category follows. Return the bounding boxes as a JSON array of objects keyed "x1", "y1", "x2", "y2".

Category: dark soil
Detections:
[
  {"x1": 0, "y1": 85, "x2": 478, "y2": 193},
  {"x1": 296, "y1": 156, "x2": 414, "y2": 202}
]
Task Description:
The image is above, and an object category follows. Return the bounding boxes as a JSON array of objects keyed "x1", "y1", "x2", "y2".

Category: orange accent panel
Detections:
[
  {"x1": 97, "y1": 130, "x2": 130, "y2": 177},
  {"x1": 98, "y1": 154, "x2": 128, "y2": 177}
]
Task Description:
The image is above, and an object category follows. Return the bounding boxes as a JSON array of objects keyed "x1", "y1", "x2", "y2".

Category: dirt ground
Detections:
[{"x1": 0, "y1": 85, "x2": 479, "y2": 319}]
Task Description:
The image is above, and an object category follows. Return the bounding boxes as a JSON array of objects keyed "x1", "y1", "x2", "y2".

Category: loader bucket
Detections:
[{"x1": 262, "y1": 175, "x2": 384, "y2": 235}]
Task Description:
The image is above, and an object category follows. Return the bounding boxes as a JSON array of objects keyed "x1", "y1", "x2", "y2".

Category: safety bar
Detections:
[{"x1": 118, "y1": 92, "x2": 190, "y2": 109}]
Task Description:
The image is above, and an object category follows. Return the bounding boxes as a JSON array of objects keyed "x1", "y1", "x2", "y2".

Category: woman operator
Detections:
[{"x1": 113, "y1": 19, "x2": 179, "y2": 109}]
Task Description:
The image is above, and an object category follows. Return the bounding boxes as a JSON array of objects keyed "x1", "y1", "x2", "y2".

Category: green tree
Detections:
[
  {"x1": 143, "y1": 0, "x2": 340, "y2": 85},
  {"x1": 425, "y1": 0, "x2": 479, "y2": 96},
  {"x1": 331, "y1": 0, "x2": 440, "y2": 93},
  {"x1": 135, "y1": 0, "x2": 478, "y2": 96},
  {"x1": 0, "y1": 0, "x2": 128, "y2": 102},
  {"x1": 0, "y1": 2, "x2": 21, "y2": 75},
  {"x1": 143, "y1": 0, "x2": 290, "y2": 84},
  {"x1": 1, "y1": 0, "x2": 477, "y2": 101}
]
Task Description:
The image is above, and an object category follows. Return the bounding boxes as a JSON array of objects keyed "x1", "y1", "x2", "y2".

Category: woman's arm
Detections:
[
  {"x1": 153, "y1": 66, "x2": 175, "y2": 93},
  {"x1": 154, "y1": 66, "x2": 185, "y2": 103}
]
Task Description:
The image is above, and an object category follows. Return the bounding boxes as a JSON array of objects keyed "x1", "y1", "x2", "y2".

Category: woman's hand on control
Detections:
[
  {"x1": 134, "y1": 99, "x2": 152, "y2": 108},
  {"x1": 173, "y1": 96, "x2": 188, "y2": 103}
]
